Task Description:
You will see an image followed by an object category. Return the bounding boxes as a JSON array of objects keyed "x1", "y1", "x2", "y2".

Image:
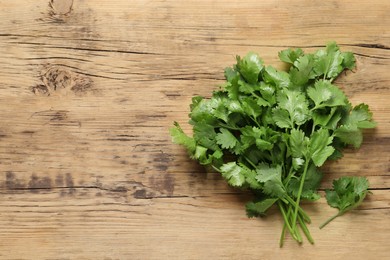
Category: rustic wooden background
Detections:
[{"x1": 0, "y1": 0, "x2": 389, "y2": 259}]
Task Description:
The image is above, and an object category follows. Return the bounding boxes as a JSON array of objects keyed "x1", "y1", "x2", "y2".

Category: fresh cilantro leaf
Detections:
[
  {"x1": 309, "y1": 128, "x2": 335, "y2": 166},
  {"x1": 343, "y1": 103, "x2": 377, "y2": 129},
  {"x1": 246, "y1": 198, "x2": 278, "y2": 217},
  {"x1": 193, "y1": 121, "x2": 219, "y2": 151},
  {"x1": 341, "y1": 51, "x2": 356, "y2": 70},
  {"x1": 256, "y1": 164, "x2": 285, "y2": 198},
  {"x1": 334, "y1": 125, "x2": 363, "y2": 148},
  {"x1": 312, "y1": 107, "x2": 342, "y2": 130},
  {"x1": 240, "y1": 126, "x2": 274, "y2": 152},
  {"x1": 220, "y1": 162, "x2": 247, "y2": 187},
  {"x1": 308, "y1": 80, "x2": 347, "y2": 109},
  {"x1": 287, "y1": 164, "x2": 322, "y2": 201},
  {"x1": 277, "y1": 89, "x2": 310, "y2": 126},
  {"x1": 226, "y1": 100, "x2": 244, "y2": 113},
  {"x1": 170, "y1": 122, "x2": 196, "y2": 154},
  {"x1": 292, "y1": 157, "x2": 305, "y2": 170},
  {"x1": 290, "y1": 54, "x2": 316, "y2": 86},
  {"x1": 223, "y1": 69, "x2": 240, "y2": 100},
  {"x1": 224, "y1": 67, "x2": 239, "y2": 82},
  {"x1": 320, "y1": 176, "x2": 370, "y2": 228},
  {"x1": 216, "y1": 128, "x2": 238, "y2": 149},
  {"x1": 194, "y1": 145, "x2": 211, "y2": 164},
  {"x1": 289, "y1": 129, "x2": 309, "y2": 158},
  {"x1": 314, "y1": 42, "x2": 344, "y2": 79},
  {"x1": 272, "y1": 107, "x2": 292, "y2": 128},
  {"x1": 278, "y1": 48, "x2": 304, "y2": 64},
  {"x1": 263, "y1": 66, "x2": 291, "y2": 88},
  {"x1": 238, "y1": 79, "x2": 260, "y2": 94},
  {"x1": 236, "y1": 52, "x2": 264, "y2": 84},
  {"x1": 240, "y1": 96, "x2": 263, "y2": 119},
  {"x1": 335, "y1": 104, "x2": 377, "y2": 148},
  {"x1": 259, "y1": 82, "x2": 276, "y2": 105}
]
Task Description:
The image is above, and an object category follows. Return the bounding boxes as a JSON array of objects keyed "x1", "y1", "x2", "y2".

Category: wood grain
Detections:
[{"x1": 0, "y1": 0, "x2": 389, "y2": 259}]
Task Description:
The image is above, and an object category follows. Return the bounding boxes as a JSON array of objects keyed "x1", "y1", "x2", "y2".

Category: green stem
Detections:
[
  {"x1": 279, "y1": 223, "x2": 287, "y2": 248},
  {"x1": 311, "y1": 122, "x2": 316, "y2": 134},
  {"x1": 284, "y1": 195, "x2": 311, "y2": 224},
  {"x1": 250, "y1": 116, "x2": 262, "y2": 128},
  {"x1": 278, "y1": 201, "x2": 298, "y2": 242},
  {"x1": 283, "y1": 166, "x2": 294, "y2": 186},
  {"x1": 319, "y1": 212, "x2": 341, "y2": 229},
  {"x1": 287, "y1": 204, "x2": 302, "y2": 243},
  {"x1": 298, "y1": 214, "x2": 314, "y2": 244},
  {"x1": 243, "y1": 155, "x2": 257, "y2": 169},
  {"x1": 292, "y1": 159, "x2": 310, "y2": 231},
  {"x1": 218, "y1": 122, "x2": 240, "y2": 130}
]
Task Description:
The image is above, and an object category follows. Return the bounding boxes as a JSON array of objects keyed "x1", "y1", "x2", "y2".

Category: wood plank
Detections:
[
  {"x1": 0, "y1": 0, "x2": 389, "y2": 259},
  {"x1": 0, "y1": 189, "x2": 388, "y2": 259}
]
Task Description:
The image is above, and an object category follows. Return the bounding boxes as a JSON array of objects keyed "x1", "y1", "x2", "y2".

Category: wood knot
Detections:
[
  {"x1": 49, "y1": 0, "x2": 73, "y2": 15},
  {"x1": 32, "y1": 66, "x2": 93, "y2": 96}
]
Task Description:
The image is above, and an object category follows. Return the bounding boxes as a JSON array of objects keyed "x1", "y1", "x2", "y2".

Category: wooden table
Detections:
[{"x1": 0, "y1": 0, "x2": 389, "y2": 259}]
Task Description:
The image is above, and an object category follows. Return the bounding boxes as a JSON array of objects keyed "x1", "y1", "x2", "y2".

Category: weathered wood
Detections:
[{"x1": 0, "y1": 0, "x2": 389, "y2": 259}]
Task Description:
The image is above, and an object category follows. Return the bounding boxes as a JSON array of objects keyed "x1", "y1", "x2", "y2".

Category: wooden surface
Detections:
[{"x1": 0, "y1": 0, "x2": 389, "y2": 259}]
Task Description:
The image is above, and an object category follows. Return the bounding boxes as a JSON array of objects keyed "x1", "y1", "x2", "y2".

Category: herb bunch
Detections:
[{"x1": 170, "y1": 43, "x2": 375, "y2": 246}]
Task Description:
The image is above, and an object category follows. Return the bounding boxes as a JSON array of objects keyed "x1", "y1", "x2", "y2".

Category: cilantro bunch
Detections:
[{"x1": 170, "y1": 43, "x2": 375, "y2": 246}]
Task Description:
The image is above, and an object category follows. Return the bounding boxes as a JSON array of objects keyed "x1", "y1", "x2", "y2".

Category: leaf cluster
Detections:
[{"x1": 170, "y1": 42, "x2": 375, "y2": 246}]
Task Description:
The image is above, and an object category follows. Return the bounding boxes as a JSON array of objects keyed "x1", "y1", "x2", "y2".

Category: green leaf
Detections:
[
  {"x1": 290, "y1": 54, "x2": 315, "y2": 86},
  {"x1": 272, "y1": 107, "x2": 292, "y2": 128},
  {"x1": 313, "y1": 42, "x2": 344, "y2": 79},
  {"x1": 216, "y1": 128, "x2": 238, "y2": 149},
  {"x1": 344, "y1": 103, "x2": 377, "y2": 129},
  {"x1": 194, "y1": 145, "x2": 211, "y2": 164},
  {"x1": 243, "y1": 167, "x2": 263, "y2": 190},
  {"x1": 277, "y1": 89, "x2": 310, "y2": 126},
  {"x1": 170, "y1": 122, "x2": 196, "y2": 154},
  {"x1": 335, "y1": 103, "x2": 376, "y2": 148},
  {"x1": 313, "y1": 107, "x2": 342, "y2": 130},
  {"x1": 321, "y1": 176, "x2": 370, "y2": 228},
  {"x1": 224, "y1": 67, "x2": 239, "y2": 82},
  {"x1": 341, "y1": 52, "x2": 356, "y2": 70},
  {"x1": 288, "y1": 164, "x2": 322, "y2": 201},
  {"x1": 334, "y1": 125, "x2": 363, "y2": 148},
  {"x1": 238, "y1": 80, "x2": 261, "y2": 95},
  {"x1": 309, "y1": 129, "x2": 335, "y2": 166},
  {"x1": 189, "y1": 97, "x2": 220, "y2": 125},
  {"x1": 263, "y1": 66, "x2": 291, "y2": 88},
  {"x1": 193, "y1": 122, "x2": 219, "y2": 151},
  {"x1": 236, "y1": 52, "x2": 264, "y2": 84},
  {"x1": 240, "y1": 96, "x2": 263, "y2": 119},
  {"x1": 256, "y1": 164, "x2": 285, "y2": 198},
  {"x1": 292, "y1": 157, "x2": 305, "y2": 170},
  {"x1": 289, "y1": 129, "x2": 308, "y2": 158},
  {"x1": 278, "y1": 48, "x2": 304, "y2": 64},
  {"x1": 246, "y1": 198, "x2": 278, "y2": 217},
  {"x1": 259, "y1": 82, "x2": 276, "y2": 105},
  {"x1": 308, "y1": 80, "x2": 347, "y2": 109},
  {"x1": 220, "y1": 162, "x2": 247, "y2": 187}
]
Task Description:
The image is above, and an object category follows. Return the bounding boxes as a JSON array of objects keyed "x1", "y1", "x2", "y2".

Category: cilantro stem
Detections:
[
  {"x1": 250, "y1": 116, "x2": 262, "y2": 128},
  {"x1": 284, "y1": 195, "x2": 311, "y2": 223},
  {"x1": 319, "y1": 212, "x2": 341, "y2": 229},
  {"x1": 283, "y1": 166, "x2": 294, "y2": 186},
  {"x1": 243, "y1": 155, "x2": 257, "y2": 169},
  {"x1": 298, "y1": 214, "x2": 314, "y2": 244},
  {"x1": 286, "y1": 204, "x2": 303, "y2": 244},
  {"x1": 279, "y1": 222, "x2": 287, "y2": 248},
  {"x1": 278, "y1": 201, "x2": 299, "y2": 242},
  {"x1": 218, "y1": 122, "x2": 240, "y2": 130},
  {"x1": 292, "y1": 159, "x2": 310, "y2": 231},
  {"x1": 294, "y1": 222, "x2": 303, "y2": 244}
]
